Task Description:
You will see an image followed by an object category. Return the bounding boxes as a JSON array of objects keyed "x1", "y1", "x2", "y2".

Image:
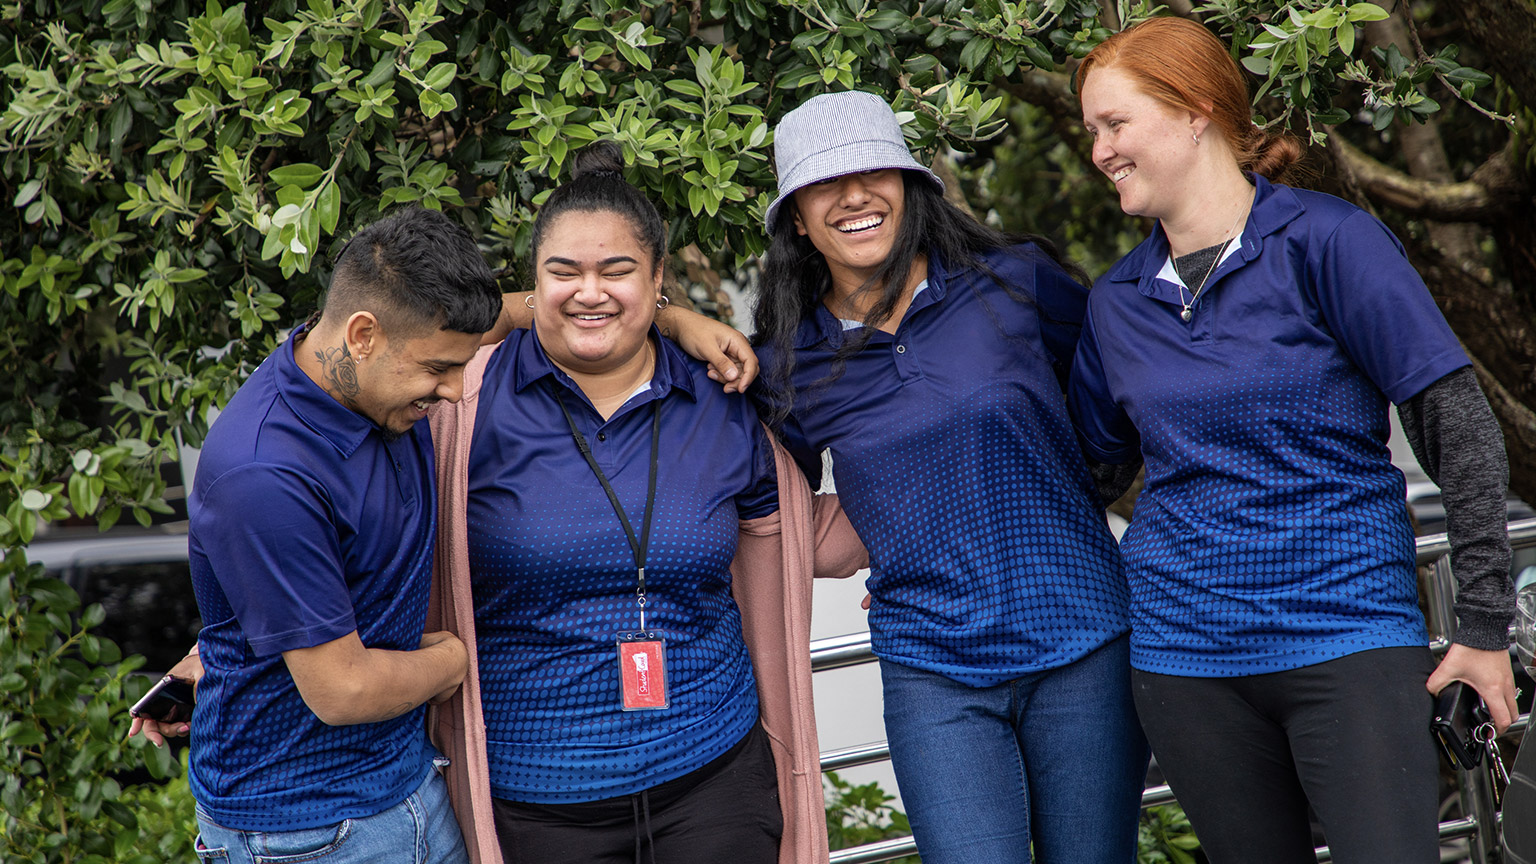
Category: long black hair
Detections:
[{"x1": 750, "y1": 170, "x2": 1088, "y2": 426}]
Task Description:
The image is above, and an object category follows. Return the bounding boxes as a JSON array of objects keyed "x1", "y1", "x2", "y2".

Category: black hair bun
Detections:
[{"x1": 569, "y1": 140, "x2": 625, "y2": 181}]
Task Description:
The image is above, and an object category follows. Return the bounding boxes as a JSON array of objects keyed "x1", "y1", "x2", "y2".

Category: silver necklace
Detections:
[{"x1": 1176, "y1": 202, "x2": 1249, "y2": 323}]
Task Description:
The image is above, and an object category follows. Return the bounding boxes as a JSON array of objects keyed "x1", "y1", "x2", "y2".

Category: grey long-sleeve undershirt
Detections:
[{"x1": 1397, "y1": 365, "x2": 1516, "y2": 650}]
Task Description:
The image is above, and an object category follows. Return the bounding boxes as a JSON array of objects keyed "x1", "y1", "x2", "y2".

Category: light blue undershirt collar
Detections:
[{"x1": 838, "y1": 279, "x2": 930, "y2": 330}]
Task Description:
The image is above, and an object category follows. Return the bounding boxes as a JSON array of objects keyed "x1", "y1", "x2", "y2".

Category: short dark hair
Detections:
[
  {"x1": 530, "y1": 141, "x2": 666, "y2": 271},
  {"x1": 326, "y1": 206, "x2": 502, "y2": 336}
]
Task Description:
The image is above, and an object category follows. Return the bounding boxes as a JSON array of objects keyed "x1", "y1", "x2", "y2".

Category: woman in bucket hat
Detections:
[{"x1": 750, "y1": 90, "x2": 1148, "y2": 864}]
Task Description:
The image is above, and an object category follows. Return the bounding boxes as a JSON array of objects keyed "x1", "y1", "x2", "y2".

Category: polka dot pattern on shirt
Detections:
[
  {"x1": 760, "y1": 245, "x2": 1131, "y2": 687},
  {"x1": 1069, "y1": 178, "x2": 1468, "y2": 676},
  {"x1": 465, "y1": 332, "x2": 773, "y2": 802}
]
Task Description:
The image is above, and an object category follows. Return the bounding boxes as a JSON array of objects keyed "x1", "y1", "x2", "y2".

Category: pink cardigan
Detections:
[{"x1": 426, "y1": 344, "x2": 867, "y2": 864}]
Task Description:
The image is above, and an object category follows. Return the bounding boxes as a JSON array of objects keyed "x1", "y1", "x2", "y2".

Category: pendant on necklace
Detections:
[{"x1": 1180, "y1": 309, "x2": 1193, "y2": 322}]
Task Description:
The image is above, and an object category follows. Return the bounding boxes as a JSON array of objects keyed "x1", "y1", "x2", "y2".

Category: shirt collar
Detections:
[
  {"x1": 840, "y1": 279, "x2": 930, "y2": 330},
  {"x1": 276, "y1": 325, "x2": 380, "y2": 459},
  {"x1": 510, "y1": 324, "x2": 699, "y2": 405},
  {"x1": 801, "y1": 247, "x2": 951, "y2": 344},
  {"x1": 1102, "y1": 173, "x2": 1305, "y2": 293}
]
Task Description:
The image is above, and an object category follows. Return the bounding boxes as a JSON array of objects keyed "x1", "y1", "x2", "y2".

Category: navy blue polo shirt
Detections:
[
  {"x1": 187, "y1": 327, "x2": 437, "y2": 831},
  {"x1": 755, "y1": 244, "x2": 1130, "y2": 687},
  {"x1": 466, "y1": 328, "x2": 777, "y2": 803},
  {"x1": 1069, "y1": 174, "x2": 1468, "y2": 677}
]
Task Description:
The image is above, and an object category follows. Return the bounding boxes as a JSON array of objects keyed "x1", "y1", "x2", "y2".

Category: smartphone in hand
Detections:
[{"x1": 129, "y1": 674, "x2": 196, "y2": 723}]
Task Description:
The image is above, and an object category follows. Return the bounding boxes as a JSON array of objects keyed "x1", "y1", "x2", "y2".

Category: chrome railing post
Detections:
[
  {"x1": 1462, "y1": 755, "x2": 1502, "y2": 864},
  {"x1": 1423, "y1": 554, "x2": 1459, "y2": 648}
]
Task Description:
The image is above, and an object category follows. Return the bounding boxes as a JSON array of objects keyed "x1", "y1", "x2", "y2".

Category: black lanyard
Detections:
[{"x1": 554, "y1": 392, "x2": 662, "y2": 630}]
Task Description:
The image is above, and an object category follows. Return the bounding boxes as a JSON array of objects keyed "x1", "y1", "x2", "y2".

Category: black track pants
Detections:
[{"x1": 1133, "y1": 646, "x2": 1441, "y2": 864}]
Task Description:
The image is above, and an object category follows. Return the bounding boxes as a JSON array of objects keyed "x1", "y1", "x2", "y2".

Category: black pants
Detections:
[
  {"x1": 492, "y1": 721, "x2": 782, "y2": 864},
  {"x1": 1134, "y1": 646, "x2": 1440, "y2": 864}
]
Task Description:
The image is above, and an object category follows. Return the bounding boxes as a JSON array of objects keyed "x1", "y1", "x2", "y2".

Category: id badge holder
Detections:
[{"x1": 617, "y1": 631, "x2": 669, "y2": 711}]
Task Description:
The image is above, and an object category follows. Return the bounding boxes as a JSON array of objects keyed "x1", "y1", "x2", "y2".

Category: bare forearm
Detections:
[
  {"x1": 285, "y1": 633, "x2": 466, "y2": 726},
  {"x1": 653, "y1": 303, "x2": 693, "y2": 340},
  {"x1": 341, "y1": 642, "x2": 461, "y2": 723},
  {"x1": 484, "y1": 291, "x2": 534, "y2": 344},
  {"x1": 811, "y1": 493, "x2": 869, "y2": 579}
]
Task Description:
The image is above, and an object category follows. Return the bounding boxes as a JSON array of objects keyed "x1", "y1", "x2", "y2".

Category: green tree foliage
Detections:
[
  {"x1": 0, "y1": 553, "x2": 190, "y2": 863},
  {"x1": 1, "y1": 1, "x2": 1528, "y2": 858},
  {"x1": 1138, "y1": 803, "x2": 1202, "y2": 864},
  {"x1": 0, "y1": 0, "x2": 1516, "y2": 547},
  {"x1": 824, "y1": 770, "x2": 921, "y2": 863}
]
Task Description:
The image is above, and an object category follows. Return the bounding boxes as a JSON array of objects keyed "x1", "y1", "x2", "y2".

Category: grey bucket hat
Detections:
[{"x1": 765, "y1": 90, "x2": 945, "y2": 230}]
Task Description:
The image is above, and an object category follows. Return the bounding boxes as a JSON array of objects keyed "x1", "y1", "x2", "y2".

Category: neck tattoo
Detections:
[{"x1": 314, "y1": 344, "x2": 361, "y2": 405}]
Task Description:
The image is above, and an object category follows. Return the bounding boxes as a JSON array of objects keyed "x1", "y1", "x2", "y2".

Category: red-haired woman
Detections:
[{"x1": 1069, "y1": 16, "x2": 1518, "y2": 864}]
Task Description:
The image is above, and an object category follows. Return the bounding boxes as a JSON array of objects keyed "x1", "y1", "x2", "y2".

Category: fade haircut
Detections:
[{"x1": 325, "y1": 206, "x2": 503, "y2": 337}]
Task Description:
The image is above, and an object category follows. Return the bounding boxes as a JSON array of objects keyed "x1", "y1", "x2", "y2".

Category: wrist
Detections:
[
  {"x1": 1453, "y1": 608, "x2": 1516, "y2": 651},
  {"x1": 655, "y1": 303, "x2": 698, "y2": 325}
]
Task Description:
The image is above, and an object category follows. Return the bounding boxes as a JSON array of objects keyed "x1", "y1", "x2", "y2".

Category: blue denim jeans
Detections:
[
  {"x1": 193, "y1": 765, "x2": 470, "y2": 864},
  {"x1": 880, "y1": 634, "x2": 1147, "y2": 864}
]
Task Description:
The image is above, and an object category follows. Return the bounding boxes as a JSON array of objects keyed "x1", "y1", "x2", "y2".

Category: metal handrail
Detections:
[{"x1": 815, "y1": 518, "x2": 1536, "y2": 863}]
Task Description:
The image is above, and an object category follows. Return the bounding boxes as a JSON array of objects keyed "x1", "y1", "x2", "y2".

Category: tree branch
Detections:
[
  {"x1": 1448, "y1": 0, "x2": 1536, "y2": 111},
  {"x1": 1324, "y1": 133, "x2": 1380, "y2": 217},
  {"x1": 929, "y1": 154, "x2": 978, "y2": 219},
  {"x1": 1099, "y1": 0, "x2": 1121, "y2": 31},
  {"x1": 1469, "y1": 354, "x2": 1536, "y2": 505},
  {"x1": 994, "y1": 68, "x2": 1077, "y2": 120},
  {"x1": 1328, "y1": 136, "x2": 1520, "y2": 222},
  {"x1": 993, "y1": 69, "x2": 1102, "y2": 189}
]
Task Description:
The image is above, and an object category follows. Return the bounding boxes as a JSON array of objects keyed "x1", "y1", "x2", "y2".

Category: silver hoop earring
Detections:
[
  {"x1": 523, "y1": 294, "x2": 535, "y2": 309},
  {"x1": 656, "y1": 295, "x2": 670, "y2": 310},
  {"x1": 1192, "y1": 131, "x2": 1200, "y2": 145}
]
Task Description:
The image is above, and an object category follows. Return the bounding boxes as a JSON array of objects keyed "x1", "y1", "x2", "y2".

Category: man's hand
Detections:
[
  {"x1": 421, "y1": 631, "x2": 468, "y2": 705},
  {"x1": 658, "y1": 306, "x2": 759, "y2": 393},
  {"x1": 127, "y1": 649, "x2": 204, "y2": 747}
]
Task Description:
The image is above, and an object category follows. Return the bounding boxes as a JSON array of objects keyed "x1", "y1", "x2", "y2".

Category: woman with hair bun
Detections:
[
  {"x1": 425, "y1": 140, "x2": 866, "y2": 864},
  {"x1": 1072, "y1": 17, "x2": 1517, "y2": 864}
]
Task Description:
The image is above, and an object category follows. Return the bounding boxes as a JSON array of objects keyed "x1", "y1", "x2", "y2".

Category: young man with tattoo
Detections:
[{"x1": 179, "y1": 206, "x2": 503, "y2": 864}]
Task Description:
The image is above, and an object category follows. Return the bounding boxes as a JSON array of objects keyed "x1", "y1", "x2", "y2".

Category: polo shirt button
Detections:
[
  {"x1": 896, "y1": 344, "x2": 907, "y2": 354},
  {"x1": 597, "y1": 432, "x2": 607, "y2": 442}
]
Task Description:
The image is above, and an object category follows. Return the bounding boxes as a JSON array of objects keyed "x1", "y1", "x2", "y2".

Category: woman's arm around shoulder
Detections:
[{"x1": 489, "y1": 291, "x2": 758, "y2": 391}]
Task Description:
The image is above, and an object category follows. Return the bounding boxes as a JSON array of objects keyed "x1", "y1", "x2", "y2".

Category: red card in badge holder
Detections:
[{"x1": 617, "y1": 633, "x2": 669, "y2": 710}]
